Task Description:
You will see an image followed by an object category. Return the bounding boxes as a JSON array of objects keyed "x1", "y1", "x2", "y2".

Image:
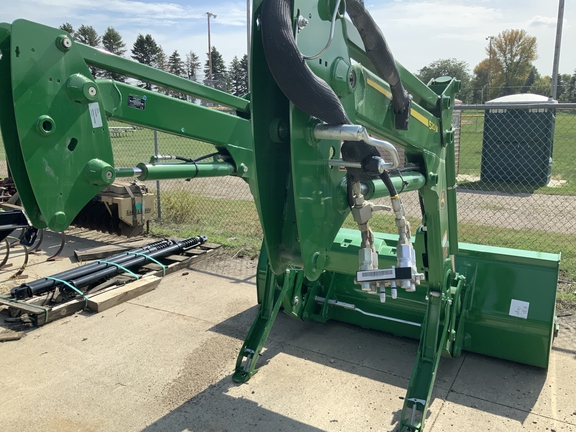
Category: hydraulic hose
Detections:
[
  {"x1": 261, "y1": 0, "x2": 350, "y2": 125},
  {"x1": 346, "y1": 0, "x2": 411, "y2": 129}
]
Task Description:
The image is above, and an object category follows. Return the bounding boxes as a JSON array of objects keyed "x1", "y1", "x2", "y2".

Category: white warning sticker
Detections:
[
  {"x1": 88, "y1": 102, "x2": 103, "y2": 128},
  {"x1": 509, "y1": 299, "x2": 530, "y2": 319}
]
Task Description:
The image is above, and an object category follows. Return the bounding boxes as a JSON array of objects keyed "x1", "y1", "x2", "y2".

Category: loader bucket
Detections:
[{"x1": 265, "y1": 228, "x2": 560, "y2": 369}]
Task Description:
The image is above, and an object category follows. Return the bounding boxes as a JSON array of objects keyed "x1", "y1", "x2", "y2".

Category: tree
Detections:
[
  {"x1": 101, "y1": 27, "x2": 127, "y2": 82},
  {"x1": 529, "y1": 76, "x2": 551, "y2": 97},
  {"x1": 490, "y1": 29, "x2": 538, "y2": 95},
  {"x1": 168, "y1": 50, "x2": 185, "y2": 77},
  {"x1": 557, "y1": 73, "x2": 574, "y2": 102},
  {"x1": 229, "y1": 55, "x2": 248, "y2": 96},
  {"x1": 168, "y1": 50, "x2": 186, "y2": 99},
  {"x1": 204, "y1": 46, "x2": 228, "y2": 92},
  {"x1": 521, "y1": 67, "x2": 540, "y2": 93},
  {"x1": 75, "y1": 24, "x2": 100, "y2": 47},
  {"x1": 131, "y1": 34, "x2": 161, "y2": 90},
  {"x1": 568, "y1": 69, "x2": 576, "y2": 103},
  {"x1": 185, "y1": 50, "x2": 201, "y2": 82},
  {"x1": 154, "y1": 47, "x2": 169, "y2": 94},
  {"x1": 59, "y1": 23, "x2": 74, "y2": 36},
  {"x1": 102, "y1": 27, "x2": 126, "y2": 56},
  {"x1": 155, "y1": 46, "x2": 168, "y2": 71},
  {"x1": 471, "y1": 58, "x2": 491, "y2": 103},
  {"x1": 74, "y1": 25, "x2": 101, "y2": 77},
  {"x1": 416, "y1": 58, "x2": 473, "y2": 102}
]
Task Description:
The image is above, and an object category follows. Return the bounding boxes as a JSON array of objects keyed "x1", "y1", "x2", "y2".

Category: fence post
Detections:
[{"x1": 154, "y1": 130, "x2": 162, "y2": 220}]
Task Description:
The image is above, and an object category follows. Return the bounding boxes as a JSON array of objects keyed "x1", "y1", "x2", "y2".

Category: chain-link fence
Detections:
[
  {"x1": 1, "y1": 103, "x2": 575, "y2": 274},
  {"x1": 108, "y1": 122, "x2": 261, "y2": 252},
  {"x1": 453, "y1": 103, "x2": 576, "y2": 279}
]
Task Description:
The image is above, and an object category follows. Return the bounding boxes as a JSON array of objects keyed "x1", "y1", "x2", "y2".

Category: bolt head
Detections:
[{"x1": 88, "y1": 86, "x2": 97, "y2": 97}]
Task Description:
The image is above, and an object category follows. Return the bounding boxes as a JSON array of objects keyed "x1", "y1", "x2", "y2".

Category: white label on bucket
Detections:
[
  {"x1": 88, "y1": 102, "x2": 103, "y2": 128},
  {"x1": 509, "y1": 299, "x2": 529, "y2": 319}
]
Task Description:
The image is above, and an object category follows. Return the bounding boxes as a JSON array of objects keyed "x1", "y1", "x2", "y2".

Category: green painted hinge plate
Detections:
[{"x1": 7, "y1": 20, "x2": 114, "y2": 231}]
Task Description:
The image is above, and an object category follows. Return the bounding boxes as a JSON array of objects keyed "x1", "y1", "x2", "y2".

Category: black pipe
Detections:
[
  {"x1": 65, "y1": 235, "x2": 207, "y2": 290},
  {"x1": 11, "y1": 239, "x2": 173, "y2": 299}
]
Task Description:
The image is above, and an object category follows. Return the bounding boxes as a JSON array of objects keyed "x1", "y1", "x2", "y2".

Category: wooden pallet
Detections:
[{"x1": 0, "y1": 242, "x2": 220, "y2": 328}]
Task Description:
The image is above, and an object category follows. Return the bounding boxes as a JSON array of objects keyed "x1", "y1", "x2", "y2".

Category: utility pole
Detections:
[
  {"x1": 550, "y1": 0, "x2": 565, "y2": 100},
  {"x1": 486, "y1": 36, "x2": 494, "y2": 101},
  {"x1": 207, "y1": 12, "x2": 217, "y2": 87},
  {"x1": 246, "y1": 0, "x2": 250, "y2": 91}
]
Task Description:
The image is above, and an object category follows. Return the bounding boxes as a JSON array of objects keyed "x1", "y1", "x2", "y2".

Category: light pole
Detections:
[
  {"x1": 550, "y1": 0, "x2": 565, "y2": 100},
  {"x1": 486, "y1": 36, "x2": 494, "y2": 101},
  {"x1": 207, "y1": 12, "x2": 217, "y2": 86},
  {"x1": 246, "y1": 0, "x2": 250, "y2": 91}
]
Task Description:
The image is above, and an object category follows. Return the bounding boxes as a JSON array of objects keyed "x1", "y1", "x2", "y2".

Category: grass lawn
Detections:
[{"x1": 107, "y1": 121, "x2": 217, "y2": 168}]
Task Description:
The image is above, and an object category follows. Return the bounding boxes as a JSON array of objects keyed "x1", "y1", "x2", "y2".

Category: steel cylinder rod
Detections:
[
  {"x1": 11, "y1": 239, "x2": 172, "y2": 299},
  {"x1": 356, "y1": 171, "x2": 426, "y2": 200},
  {"x1": 135, "y1": 162, "x2": 236, "y2": 181}
]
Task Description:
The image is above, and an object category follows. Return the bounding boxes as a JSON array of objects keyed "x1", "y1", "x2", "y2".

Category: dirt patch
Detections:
[
  {"x1": 161, "y1": 334, "x2": 242, "y2": 410},
  {"x1": 557, "y1": 271, "x2": 576, "y2": 312}
]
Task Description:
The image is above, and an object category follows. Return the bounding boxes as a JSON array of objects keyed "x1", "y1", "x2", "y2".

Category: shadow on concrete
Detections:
[
  {"x1": 143, "y1": 377, "x2": 326, "y2": 432},
  {"x1": 203, "y1": 305, "x2": 547, "y2": 429}
]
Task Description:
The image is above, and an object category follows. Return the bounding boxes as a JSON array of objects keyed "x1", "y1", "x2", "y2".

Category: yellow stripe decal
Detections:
[
  {"x1": 410, "y1": 108, "x2": 428, "y2": 126},
  {"x1": 366, "y1": 77, "x2": 439, "y2": 133},
  {"x1": 366, "y1": 78, "x2": 392, "y2": 99},
  {"x1": 411, "y1": 108, "x2": 439, "y2": 132}
]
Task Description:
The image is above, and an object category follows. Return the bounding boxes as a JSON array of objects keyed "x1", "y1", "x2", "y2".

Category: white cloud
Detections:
[{"x1": 528, "y1": 15, "x2": 565, "y2": 28}]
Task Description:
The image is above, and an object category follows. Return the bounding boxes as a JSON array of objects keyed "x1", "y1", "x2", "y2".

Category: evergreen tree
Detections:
[
  {"x1": 229, "y1": 55, "x2": 248, "y2": 96},
  {"x1": 168, "y1": 50, "x2": 186, "y2": 99},
  {"x1": 102, "y1": 27, "x2": 126, "y2": 55},
  {"x1": 74, "y1": 25, "x2": 101, "y2": 77},
  {"x1": 154, "y1": 47, "x2": 169, "y2": 94},
  {"x1": 204, "y1": 46, "x2": 228, "y2": 92},
  {"x1": 59, "y1": 23, "x2": 74, "y2": 36},
  {"x1": 185, "y1": 50, "x2": 201, "y2": 82},
  {"x1": 102, "y1": 27, "x2": 127, "y2": 82},
  {"x1": 168, "y1": 50, "x2": 185, "y2": 77},
  {"x1": 240, "y1": 54, "x2": 249, "y2": 92},
  {"x1": 155, "y1": 46, "x2": 168, "y2": 71},
  {"x1": 75, "y1": 24, "x2": 100, "y2": 47},
  {"x1": 131, "y1": 34, "x2": 161, "y2": 90}
]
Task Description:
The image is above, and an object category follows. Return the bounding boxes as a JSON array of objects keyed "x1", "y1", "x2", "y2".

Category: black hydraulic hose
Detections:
[
  {"x1": 65, "y1": 235, "x2": 206, "y2": 290},
  {"x1": 346, "y1": 0, "x2": 411, "y2": 126},
  {"x1": 11, "y1": 239, "x2": 172, "y2": 299},
  {"x1": 379, "y1": 170, "x2": 398, "y2": 197},
  {"x1": 261, "y1": 0, "x2": 351, "y2": 125}
]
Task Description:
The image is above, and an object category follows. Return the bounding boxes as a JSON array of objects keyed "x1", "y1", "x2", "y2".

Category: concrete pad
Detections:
[
  {"x1": 1, "y1": 234, "x2": 575, "y2": 432},
  {"x1": 430, "y1": 391, "x2": 573, "y2": 431}
]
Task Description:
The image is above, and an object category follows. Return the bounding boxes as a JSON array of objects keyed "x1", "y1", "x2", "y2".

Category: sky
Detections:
[{"x1": 3, "y1": 0, "x2": 576, "y2": 81}]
